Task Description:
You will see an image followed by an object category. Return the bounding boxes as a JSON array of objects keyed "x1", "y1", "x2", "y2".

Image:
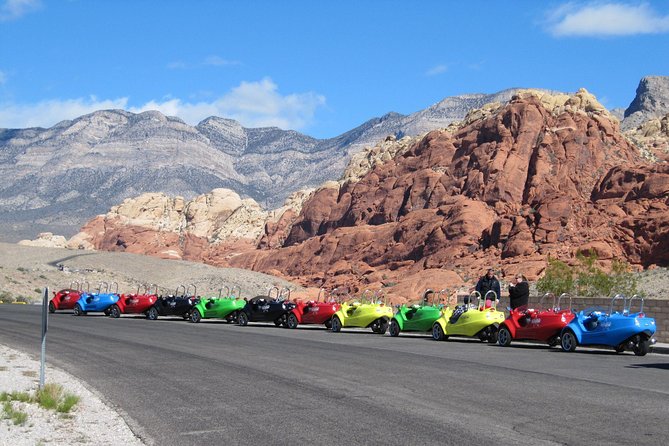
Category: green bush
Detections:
[
  {"x1": 537, "y1": 252, "x2": 638, "y2": 298},
  {"x1": 0, "y1": 290, "x2": 14, "y2": 303},
  {"x1": 537, "y1": 257, "x2": 574, "y2": 296}
]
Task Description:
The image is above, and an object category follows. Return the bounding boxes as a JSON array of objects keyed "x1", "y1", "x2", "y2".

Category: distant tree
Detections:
[{"x1": 537, "y1": 257, "x2": 574, "y2": 296}]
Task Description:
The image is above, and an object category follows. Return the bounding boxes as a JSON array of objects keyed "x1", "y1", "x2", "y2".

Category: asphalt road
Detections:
[{"x1": 1, "y1": 305, "x2": 668, "y2": 446}]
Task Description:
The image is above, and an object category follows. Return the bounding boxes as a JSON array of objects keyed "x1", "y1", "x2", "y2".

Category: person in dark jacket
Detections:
[
  {"x1": 508, "y1": 274, "x2": 529, "y2": 310},
  {"x1": 475, "y1": 269, "x2": 501, "y2": 301}
]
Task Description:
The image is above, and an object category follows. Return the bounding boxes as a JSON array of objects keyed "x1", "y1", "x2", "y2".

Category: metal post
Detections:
[{"x1": 39, "y1": 287, "x2": 48, "y2": 389}]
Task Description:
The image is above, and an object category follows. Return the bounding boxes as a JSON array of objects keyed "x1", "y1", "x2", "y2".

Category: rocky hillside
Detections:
[
  {"x1": 0, "y1": 89, "x2": 529, "y2": 242},
  {"x1": 57, "y1": 89, "x2": 669, "y2": 298}
]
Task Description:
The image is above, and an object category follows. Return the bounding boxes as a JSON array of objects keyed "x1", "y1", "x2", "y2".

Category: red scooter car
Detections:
[
  {"x1": 285, "y1": 289, "x2": 341, "y2": 329},
  {"x1": 497, "y1": 293, "x2": 575, "y2": 347},
  {"x1": 49, "y1": 281, "x2": 86, "y2": 313},
  {"x1": 109, "y1": 284, "x2": 159, "y2": 318}
]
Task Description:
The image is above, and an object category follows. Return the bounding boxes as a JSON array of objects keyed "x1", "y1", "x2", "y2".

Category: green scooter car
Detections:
[
  {"x1": 389, "y1": 289, "x2": 445, "y2": 337},
  {"x1": 189, "y1": 285, "x2": 245, "y2": 323}
]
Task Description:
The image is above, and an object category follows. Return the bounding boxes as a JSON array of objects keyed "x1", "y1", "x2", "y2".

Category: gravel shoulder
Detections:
[
  {"x1": 0, "y1": 243, "x2": 303, "y2": 303},
  {"x1": 0, "y1": 344, "x2": 144, "y2": 446}
]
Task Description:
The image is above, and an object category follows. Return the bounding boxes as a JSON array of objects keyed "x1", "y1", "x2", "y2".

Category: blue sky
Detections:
[{"x1": 0, "y1": 0, "x2": 668, "y2": 138}]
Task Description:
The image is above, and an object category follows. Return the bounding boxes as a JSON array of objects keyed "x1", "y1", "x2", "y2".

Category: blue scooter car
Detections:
[
  {"x1": 73, "y1": 281, "x2": 120, "y2": 316},
  {"x1": 560, "y1": 294, "x2": 656, "y2": 356}
]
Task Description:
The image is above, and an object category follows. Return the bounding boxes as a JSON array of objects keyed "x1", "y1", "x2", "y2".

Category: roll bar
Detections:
[
  {"x1": 230, "y1": 285, "x2": 242, "y2": 299},
  {"x1": 175, "y1": 284, "x2": 186, "y2": 296},
  {"x1": 609, "y1": 294, "x2": 626, "y2": 315},
  {"x1": 110, "y1": 282, "x2": 119, "y2": 294},
  {"x1": 218, "y1": 286, "x2": 231, "y2": 299},
  {"x1": 373, "y1": 290, "x2": 386, "y2": 305},
  {"x1": 267, "y1": 286, "x2": 281, "y2": 300},
  {"x1": 539, "y1": 293, "x2": 556, "y2": 310},
  {"x1": 467, "y1": 291, "x2": 482, "y2": 308},
  {"x1": 70, "y1": 280, "x2": 80, "y2": 291},
  {"x1": 80, "y1": 281, "x2": 90, "y2": 292},
  {"x1": 422, "y1": 289, "x2": 435, "y2": 305},
  {"x1": 360, "y1": 289, "x2": 372, "y2": 303},
  {"x1": 556, "y1": 293, "x2": 572, "y2": 311},
  {"x1": 482, "y1": 290, "x2": 498, "y2": 309},
  {"x1": 97, "y1": 281, "x2": 109, "y2": 294},
  {"x1": 279, "y1": 287, "x2": 291, "y2": 301},
  {"x1": 186, "y1": 284, "x2": 197, "y2": 297},
  {"x1": 317, "y1": 288, "x2": 325, "y2": 302},
  {"x1": 626, "y1": 294, "x2": 644, "y2": 314}
]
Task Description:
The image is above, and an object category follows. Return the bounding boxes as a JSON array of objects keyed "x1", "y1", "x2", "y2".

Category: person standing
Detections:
[
  {"x1": 475, "y1": 269, "x2": 501, "y2": 301},
  {"x1": 508, "y1": 274, "x2": 529, "y2": 310}
]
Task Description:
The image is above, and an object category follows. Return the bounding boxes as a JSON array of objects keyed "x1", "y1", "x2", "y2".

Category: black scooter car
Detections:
[
  {"x1": 147, "y1": 285, "x2": 198, "y2": 321},
  {"x1": 237, "y1": 287, "x2": 295, "y2": 326}
]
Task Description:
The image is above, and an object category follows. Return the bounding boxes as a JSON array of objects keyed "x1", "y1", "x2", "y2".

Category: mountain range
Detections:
[{"x1": 2, "y1": 78, "x2": 668, "y2": 243}]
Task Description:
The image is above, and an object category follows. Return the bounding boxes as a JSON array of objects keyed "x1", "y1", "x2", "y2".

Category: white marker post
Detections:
[{"x1": 40, "y1": 287, "x2": 48, "y2": 389}]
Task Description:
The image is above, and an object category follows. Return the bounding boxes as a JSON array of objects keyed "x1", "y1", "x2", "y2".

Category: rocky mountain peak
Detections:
[{"x1": 623, "y1": 76, "x2": 669, "y2": 130}]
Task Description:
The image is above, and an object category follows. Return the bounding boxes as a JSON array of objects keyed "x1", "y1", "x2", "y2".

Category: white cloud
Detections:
[
  {"x1": 0, "y1": 78, "x2": 326, "y2": 131},
  {"x1": 0, "y1": 97, "x2": 129, "y2": 128},
  {"x1": 425, "y1": 64, "x2": 448, "y2": 76},
  {"x1": 547, "y1": 2, "x2": 669, "y2": 36},
  {"x1": 0, "y1": 0, "x2": 41, "y2": 22}
]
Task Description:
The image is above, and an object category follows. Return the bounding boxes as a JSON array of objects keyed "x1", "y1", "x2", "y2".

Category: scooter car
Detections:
[
  {"x1": 190, "y1": 285, "x2": 246, "y2": 323},
  {"x1": 285, "y1": 288, "x2": 340, "y2": 329},
  {"x1": 73, "y1": 281, "x2": 120, "y2": 316},
  {"x1": 497, "y1": 293, "x2": 575, "y2": 347},
  {"x1": 560, "y1": 294, "x2": 656, "y2": 356},
  {"x1": 330, "y1": 290, "x2": 394, "y2": 334},
  {"x1": 237, "y1": 287, "x2": 296, "y2": 326},
  {"x1": 109, "y1": 284, "x2": 159, "y2": 318},
  {"x1": 432, "y1": 291, "x2": 505, "y2": 343},
  {"x1": 389, "y1": 289, "x2": 445, "y2": 337},
  {"x1": 49, "y1": 281, "x2": 84, "y2": 313},
  {"x1": 147, "y1": 284, "x2": 197, "y2": 321}
]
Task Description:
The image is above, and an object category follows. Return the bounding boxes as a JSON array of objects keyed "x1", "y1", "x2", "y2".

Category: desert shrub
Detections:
[
  {"x1": 537, "y1": 257, "x2": 574, "y2": 296},
  {"x1": 538, "y1": 252, "x2": 638, "y2": 298},
  {"x1": 0, "y1": 290, "x2": 14, "y2": 303},
  {"x1": 15, "y1": 295, "x2": 31, "y2": 304}
]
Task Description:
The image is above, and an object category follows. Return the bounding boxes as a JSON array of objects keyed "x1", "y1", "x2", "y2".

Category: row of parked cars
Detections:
[{"x1": 48, "y1": 282, "x2": 657, "y2": 356}]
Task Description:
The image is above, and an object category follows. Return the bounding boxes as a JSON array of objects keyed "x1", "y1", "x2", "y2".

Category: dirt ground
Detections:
[{"x1": 0, "y1": 243, "x2": 302, "y2": 303}]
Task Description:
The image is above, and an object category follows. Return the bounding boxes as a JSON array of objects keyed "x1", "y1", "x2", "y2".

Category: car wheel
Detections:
[
  {"x1": 104, "y1": 308, "x2": 111, "y2": 316},
  {"x1": 286, "y1": 313, "x2": 298, "y2": 329},
  {"x1": 73, "y1": 304, "x2": 83, "y2": 317},
  {"x1": 190, "y1": 308, "x2": 202, "y2": 323},
  {"x1": 561, "y1": 330, "x2": 577, "y2": 352},
  {"x1": 274, "y1": 318, "x2": 283, "y2": 327},
  {"x1": 615, "y1": 344, "x2": 626, "y2": 353},
  {"x1": 110, "y1": 304, "x2": 121, "y2": 319},
  {"x1": 547, "y1": 336, "x2": 559, "y2": 347},
  {"x1": 432, "y1": 323, "x2": 445, "y2": 341},
  {"x1": 324, "y1": 318, "x2": 332, "y2": 330},
  {"x1": 389, "y1": 319, "x2": 400, "y2": 337},
  {"x1": 634, "y1": 337, "x2": 651, "y2": 356},
  {"x1": 331, "y1": 316, "x2": 342, "y2": 333},
  {"x1": 48, "y1": 301, "x2": 56, "y2": 313},
  {"x1": 497, "y1": 326, "x2": 512, "y2": 347},
  {"x1": 147, "y1": 306, "x2": 159, "y2": 321},
  {"x1": 237, "y1": 311, "x2": 249, "y2": 326},
  {"x1": 487, "y1": 325, "x2": 498, "y2": 344}
]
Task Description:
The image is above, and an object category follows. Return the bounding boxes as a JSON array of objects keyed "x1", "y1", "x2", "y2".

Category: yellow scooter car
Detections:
[
  {"x1": 432, "y1": 291, "x2": 505, "y2": 343},
  {"x1": 331, "y1": 290, "x2": 394, "y2": 334}
]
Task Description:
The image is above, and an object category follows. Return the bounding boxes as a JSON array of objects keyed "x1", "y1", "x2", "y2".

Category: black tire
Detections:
[
  {"x1": 497, "y1": 326, "x2": 512, "y2": 347},
  {"x1": 104, "y1": 308, "x2": 111, "y2": 316},
  {"x1": 274, "y1": 317, "x2": 283, "y2": 327},
  {"x1": 110, "y1": 304, "x2": 121, "y2": 318},
  {"x1": 634, "y1": 337, "x2": 651, "y2": 356},
  {"x1": 331, "y1": 316, "x2": 342, "y2": 332},
  {"x1": 547, "y1": 336, "x2": 559, "y2": 347},
  {"x1": 190, "y1": 308, "x2": 202, "y2": 323},
  {"x1": 561, "y1": 330, "x2": 578, "y2": 352},
  {"x1": 73, "y1": 303, "x2": 83, "y2": 317},
  {"x1": 389, "y1": 319, "x2": 400, "y2": 337},
  {"x1": 432, "y1": 323, "x2": 445, "y2": 341},
  {"x1": 488, "y1": 325, "x2": 498, "y2": 344},
  {"x1": 286, "y1": 313, "x2": 298, "y2": 329},
  {"x1": 147, "y1": 306, "x2": 159, "y2": 321},
  {"x1": 238, "y1": 311, "x2": 249, "y2": 326},
  {"x1": 324, "y1": 318, "x2": 332, "y2": 330},
  {"x1": 615, "y1": 344, "x2": 626, "y2": 353},
  {"x1": 48, "y1": 301, "x2": 56, "y2": 313}
]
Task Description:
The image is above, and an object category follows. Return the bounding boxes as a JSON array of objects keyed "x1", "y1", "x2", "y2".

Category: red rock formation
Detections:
[{"x1": 70, "y1": 93, "x2": 669, "y2": 301}]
